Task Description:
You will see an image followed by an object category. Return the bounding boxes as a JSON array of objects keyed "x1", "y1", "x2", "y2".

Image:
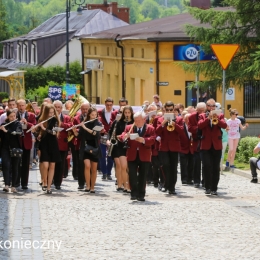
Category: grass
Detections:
[{"x1": 223, "y1": 153, "x2": 250, "y2": 170}]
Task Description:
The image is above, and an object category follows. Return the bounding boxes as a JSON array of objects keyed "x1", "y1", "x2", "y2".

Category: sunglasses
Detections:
[
  {"x1": 165, "y1": 108, "x2": 173, "y2": 112},
  {"x1": 207, "y1": 104, "x2": 216, "y2": 107}
]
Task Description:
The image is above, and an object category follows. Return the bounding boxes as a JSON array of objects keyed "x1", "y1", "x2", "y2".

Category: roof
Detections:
[
  {"x1": 0, "y1": 71, "x2": 26, "y2": 77},
  {"x1": 0, "y1": 59, "x2": 36, "y2": 70},
  {"x1": 2, "y1": 10, "x2": 128, "y2": 43},
  {"x1": 79, "y1": 7, "x2": 234, "y2": 41}
]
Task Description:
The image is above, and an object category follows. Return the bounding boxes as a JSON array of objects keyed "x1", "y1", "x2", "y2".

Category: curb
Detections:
[{"x1": 223, "y1": 165, "x2": 252, "y2": 180}]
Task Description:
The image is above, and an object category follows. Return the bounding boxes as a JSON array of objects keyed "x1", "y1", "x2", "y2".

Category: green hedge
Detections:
[{"x1": 237, "y1": 136, "x2": 260, "y2": 163}]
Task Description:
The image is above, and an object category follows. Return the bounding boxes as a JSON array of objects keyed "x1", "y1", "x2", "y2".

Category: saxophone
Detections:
[{"x1": 107, "y1": 120, "x2": 118, "y2": 156}]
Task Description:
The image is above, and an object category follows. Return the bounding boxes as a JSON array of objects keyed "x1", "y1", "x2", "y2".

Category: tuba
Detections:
[{"x1": 67, "y1": 95, "x2": 89, "y2": 142}]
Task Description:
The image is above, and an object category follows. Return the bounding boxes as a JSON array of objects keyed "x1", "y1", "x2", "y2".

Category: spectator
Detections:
[{"x1": 249, "y1": 142, "x2": 260, "y2": 183}]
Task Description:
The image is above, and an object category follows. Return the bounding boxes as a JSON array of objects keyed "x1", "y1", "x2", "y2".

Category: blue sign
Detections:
[
  {"x1": 150, "y1": 68, "x2": 154, "y2": 73},
  {"x1": 174, "y1": 44, "x2": 216, "y2": 61},
  {"x1": 48, "y1": 86, "x2": 62, "y2": 100}
]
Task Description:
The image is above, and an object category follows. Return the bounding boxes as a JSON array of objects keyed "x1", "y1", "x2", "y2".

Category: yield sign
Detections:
[{"x1": 210, "y1": 44, "x2": 240, "y2": 70}]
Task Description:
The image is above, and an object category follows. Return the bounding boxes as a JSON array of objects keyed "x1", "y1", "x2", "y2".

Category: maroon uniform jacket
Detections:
[
  {"x1": 179, "y1": 122, "x2": 193, "y2": 154},
  {"x1": 156, "y1": 116, "x2": 183, "y2": 152},
  {"x1": 110, "y1": 109, "x2": 119, "y2": 124},
  {"x1": 188, "y1": 112, "x2": 201, "y2": 153},
  {"x1": 151, "y1": 115, "x2": 161, "y2": 156},
  {"x1": 57, "y1": 114, "x2": 73, "y2": 151},
  {"x1": 121, "y1": 124, "x2": 155, "y2": 162},
  {"x1": 198, "y1": 113, "x2": 227, "y2": 150},
  {"x1": 98, "y1": 108, "x2": 115, "y2": 134},
  {"x1": 17, "y1": 111, "x2": 36, "y2": 150}
]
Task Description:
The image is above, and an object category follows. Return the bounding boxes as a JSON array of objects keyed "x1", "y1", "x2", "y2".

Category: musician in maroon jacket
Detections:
[
  {"x1": 110, "y1": 97, "x2": 128, "y2": 124},
  {"x1": 179, "y1": 113, "x2": 194, "y2": 185},
  {"x1": 121, "y1": 111, "x2": 155, "y2": 201},
  {"x1": 70, "y1": 102, "x2": 90, "y2": 189},
  {"x1": 98, "y1": 97, "x2": 115, "y2": 181},
  {"x1": 188, "y1": 102, "x2": 206, "y2": 188},
  {"x1": 198, "y1": 99, "x2": 227, "y2": 196},
  {"x1": 156, "y1": 101, "x2": 183, "y2": 195},
  {"x1": 16, "y1": 99, "x2": 36, "y2": 189},
  {"x1": 53, "y1": 101, "x2": 73, "y2": 189}
]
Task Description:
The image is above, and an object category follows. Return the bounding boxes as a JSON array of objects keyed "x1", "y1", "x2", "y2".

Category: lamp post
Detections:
[{"x1": 66, "y1": 0, "x2": 86, "y2": 84}]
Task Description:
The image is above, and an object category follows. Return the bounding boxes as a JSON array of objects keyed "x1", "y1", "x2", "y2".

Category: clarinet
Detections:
[
  {"x1": 123, "y1": 116, "x2": 130, "y2": 149},
  {"x1": 107, "y1": 120, "x2": 118, "y2": 156}
]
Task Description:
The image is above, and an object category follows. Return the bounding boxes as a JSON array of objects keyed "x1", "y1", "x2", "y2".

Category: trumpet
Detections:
[
  {"x1": 167, "y1": 119, "x2": 175, "y2": 131},
  {"x1": 26, "y1": 116, "x2": 55, "y2": 133},
  {"x1": 66, "y1": 118, "x2": 97, "y2": 131},
  {"x1": 212, "y1": 117, "x2": 219, "y2": 125}
]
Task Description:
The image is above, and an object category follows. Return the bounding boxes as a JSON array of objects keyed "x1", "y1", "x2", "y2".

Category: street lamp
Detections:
[{"x1": 66, "y1": 0, "x2": 86, "y2": 84}]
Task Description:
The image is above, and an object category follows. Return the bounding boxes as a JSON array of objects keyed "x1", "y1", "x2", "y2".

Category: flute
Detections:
[
  {"x1": 2, "y1": 119, "x2": 18, "y2": 127},
  {"x1": 26, "y1": 116, "x2": 55, "y2": 133},
  {"x1": 66, "y1": 118, "x2": 97, "y2": 131}
]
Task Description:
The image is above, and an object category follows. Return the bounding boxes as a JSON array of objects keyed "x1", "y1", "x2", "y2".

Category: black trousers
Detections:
[
  {"x1": 160, "y1": 151, "x2": 179, "y2": 191},
  {"x1": 128, "y1": 152, "x2": 149, "y2": 198},
  {"x1": 152, "y1": 155, "x2": 161, "y2": 185},
  {"x1": 17, "y1": 147, "x2": 30, "y2": 187},
  {"x1": 180, "y1": 152, "x2": 194, "y2": 182},
  {"x1": 2, "y1": 148, "x2": 20, "y2": 186},
  {"x1": 63, "y1": 150, "x2": 69, "y2": 178},
  {"x1": 193, "y1": 151, "x2": 202, "y2": 184},
  {"x1": 69, "y1": 142, "x2": 79, "y2": 179},
  {"x1": 54, "y1": 151, "x2": 67, "y2": 187},
  {"x1": 200, "y1": 147, "x2": 222, "y2": 191}
]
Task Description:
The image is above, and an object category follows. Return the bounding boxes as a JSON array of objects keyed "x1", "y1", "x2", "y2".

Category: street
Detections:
[{"x1": 0, "y1": 166, "x2": 260, "y2": 260}]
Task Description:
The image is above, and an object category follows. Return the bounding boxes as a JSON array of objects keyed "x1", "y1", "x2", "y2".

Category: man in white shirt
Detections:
[{"x1": 0, "y1": 98, "x2": 17, "y2": 125}]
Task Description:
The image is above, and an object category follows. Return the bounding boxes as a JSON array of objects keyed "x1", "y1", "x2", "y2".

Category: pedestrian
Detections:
[
  {"x1": 73, "y1": 107, "x2": 102, "y2": 193},
  {"x1": 249, "y1": 142, "x2": 260, "y2": 183},
  {"x1": 226, "y1": 108, "x2": 248, "y2": 169},
  {"x1": 0, "y1": 110, "x2": 23, "y2": 193},
  {"x1": 37, "y1": 104, "x2": 61, "y2": 194}
]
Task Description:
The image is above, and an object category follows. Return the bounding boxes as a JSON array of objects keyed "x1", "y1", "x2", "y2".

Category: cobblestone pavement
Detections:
[{"x1": 1, "y1": 166, "x2": 260, "y2": 260}]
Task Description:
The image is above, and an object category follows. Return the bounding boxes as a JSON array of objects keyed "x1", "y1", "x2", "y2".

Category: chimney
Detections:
[{"x1": 190, "y1": 0, "x2": 210, "y2": 9}]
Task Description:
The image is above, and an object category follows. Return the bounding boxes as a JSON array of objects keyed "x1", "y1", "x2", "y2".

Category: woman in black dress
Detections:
[
  {"x1": 107, "y1": 106, "x2": 134, "y2": 192},
  {"x1": 73, "y1": 107, "x2": 102, "y2": 193},
  {"x1": 37, "y1": 104, "x2": 61, "y2": 194},
  {"x1": 0, "y1": 110, "x2": 22, "y2": 193}
]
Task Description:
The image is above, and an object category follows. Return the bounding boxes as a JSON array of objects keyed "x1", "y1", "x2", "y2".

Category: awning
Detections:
[{"x1": 80, "y1": 69, "x2": 92, "y2": 75}]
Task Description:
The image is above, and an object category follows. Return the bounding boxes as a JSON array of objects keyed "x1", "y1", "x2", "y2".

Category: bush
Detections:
[
  {"x1": 237, "y1": 136, "x2": 260, "y2": 163},
  {"x1": 0, "y1": 92, "x2": 9, "y2": 102}
]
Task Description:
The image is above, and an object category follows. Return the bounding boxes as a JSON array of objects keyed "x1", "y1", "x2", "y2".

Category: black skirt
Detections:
[{"x1": 83, "y1": 139, "x2": 99, "y2": 163}]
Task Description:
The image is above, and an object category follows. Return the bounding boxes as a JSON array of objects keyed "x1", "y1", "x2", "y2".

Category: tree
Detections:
[
  {"x1": 141, "y1": 0, "x2": 161, "y2": 20},
  {"x1": 0, "y1": 0, "x2": 10, "y2": 57},
  {"x1": 179, "y1": 0, "x2": 260, "y2": 90}
]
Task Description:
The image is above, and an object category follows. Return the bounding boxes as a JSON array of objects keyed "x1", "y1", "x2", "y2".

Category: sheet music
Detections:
[
  {"x1": 163, "y1": 113, "x2": 174, "y2": 121},
  {"x1": 52, "y1": 127, "x2": 64, "y2": 132},
  {"x1": 92, "y1": 125, "x2": 104, "y2": 131}
]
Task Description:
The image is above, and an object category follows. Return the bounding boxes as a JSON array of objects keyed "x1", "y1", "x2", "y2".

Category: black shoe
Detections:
[
  {"x1": 130, "y1": 196, "x2": 137, "y2": 200},
  {"x1": 182, "y1": 180, "x2": 187, "y2": 185},
  {"x1": 187, "y1": 180, "x2": 194, "y2": 185},
  {"x1": 202, "y1": 183, "x2": 205, "y2": 188},
  {"x1": 205, "y1": 189, "x2": 211, "y2": 195},
  {"x1": 194, "y1": 183, "x2": 200, "y2": 188},
  {"x1": 251, "y1": 178, "x2": 258, "y2": 183},
  {"x1": 78, "y1": 185, "x2": 84, "y2": 190},
  {"x1": 55, "y1": 186, "x2": 61, "y2": 190},
  {"x1": 47, "y1": 189, "x2": 52, "y2": 194},
  {"x1": 73, "y1": 177, "x2": 78, "y2": 180},
  {"x1": 168, "y1": 190, "x2": 177, "y2": 195},
  {"x1": 117, "y1": 187, "x2": 124, "y2": 192},
  {"x1": 42, "y1": 186, "x2": 47, "y2": 191},
  {"x1": 153, "y1": 183, "x2": 158, "y2": 188},
  {"x1": 161, "y1": 187, "x2": 167, "y2": 192},
  {"x1": 102, "y1": 175, "x2": 107, "y2": 180},
  {"x1": 107, "y1": 175, "x2": 112, "y2": 180},
  {"x1": 63, "y1": 175, "x2": 68, "y2": 178},
  {"x1": 39, "y1": 182, "x2": 42, "y2": 186},
  {"x1": 211, "y1": 191, "x2": 218, "y2": 196},
  {"x1": 85, "y1": 189, "x2": 90, "y2": 192},
  {"x1": 90, "y1": 190, "x2": 95, "y2": 193},
  {"x1": 115, "y1": 180, "x2": 117, "y2": 185},
  {"x1": 14, "y1": 184, "x2": 20, "y2": 188},
  {"x1": 22, "y1": 186, "x2": 28, "y2": 190},
  {"x1": 137, "y1": 197, "x2": 145, "y2": 202}
]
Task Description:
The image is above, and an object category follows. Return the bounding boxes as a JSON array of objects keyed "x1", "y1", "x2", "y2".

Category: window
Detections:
[
  {"x1": 185, "y1": 81, "x2": 216, "y2": 107},
  {"x1": 94, "y1": 46, "x2": 97, "y2": 55},
  {"x1": 131, "y1": 48, "x2": 134, "y2": 58},
  {"x1": 141, "y1": 48, "x2": 144, "y2": 58},
  {"x1": 107, "y1": 47, "x2": 109, "y2": 56},
  {"x1": 89, "y1": 45, "x2": 91, "y2": 54},
  {"x1": 115, "y1": 48, "x2": 117, "y2": 57},
  {"x1": 244, "y1": 81, "x2": 260, "y2": 117}
]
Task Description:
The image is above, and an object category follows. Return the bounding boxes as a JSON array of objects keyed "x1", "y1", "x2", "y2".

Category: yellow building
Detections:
[{"x1": 80, "y1": 9, "x2": 259, "y2": 135}]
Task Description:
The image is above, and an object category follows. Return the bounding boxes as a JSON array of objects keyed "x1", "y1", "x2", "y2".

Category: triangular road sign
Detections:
[{"x1": 210, "y1": 44, "x2": 240, "y2": 70}]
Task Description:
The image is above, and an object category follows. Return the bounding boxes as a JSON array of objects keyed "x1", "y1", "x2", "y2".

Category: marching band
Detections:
[{"x1": 0, "y1": 95, "x2": 230, "y2": 199}]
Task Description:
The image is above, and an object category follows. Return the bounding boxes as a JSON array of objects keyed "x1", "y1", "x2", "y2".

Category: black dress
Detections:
[
  {"x1": 108, "y1": 119, "x2": 134, "y2": 159},
  {"x1": 39, "y1": 117, "x2": 61, "y2": 163},
  {"x1": 78, "y1": 120, "x2": 102, "y2": 163}
]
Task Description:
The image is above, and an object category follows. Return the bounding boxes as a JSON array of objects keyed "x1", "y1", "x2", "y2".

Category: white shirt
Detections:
[
  {"x1": 227, "y1": 118, "x2": 241, "y2": 139},
  {"x1": 0, "y1": 113, "x2": 7, "y2": 125},
  {"x1": 104, "y1": 110, "x2": 112, "y2": 124},
  {"x1": 184, "y1": 123, "x2": 191, "y2": 139}
]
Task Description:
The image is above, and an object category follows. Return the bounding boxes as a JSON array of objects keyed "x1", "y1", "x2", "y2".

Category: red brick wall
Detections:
[{"x1": 87, "y1": 2, "x2": 129, "y2": 23}]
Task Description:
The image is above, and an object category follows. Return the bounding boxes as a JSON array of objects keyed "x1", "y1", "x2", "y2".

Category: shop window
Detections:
[
  {"x1": 185, "y1": 81, "x2": 216, "y2": 107},
  {"x1": 244, "y1": 81, "x2": 260, "y2": 118}
]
